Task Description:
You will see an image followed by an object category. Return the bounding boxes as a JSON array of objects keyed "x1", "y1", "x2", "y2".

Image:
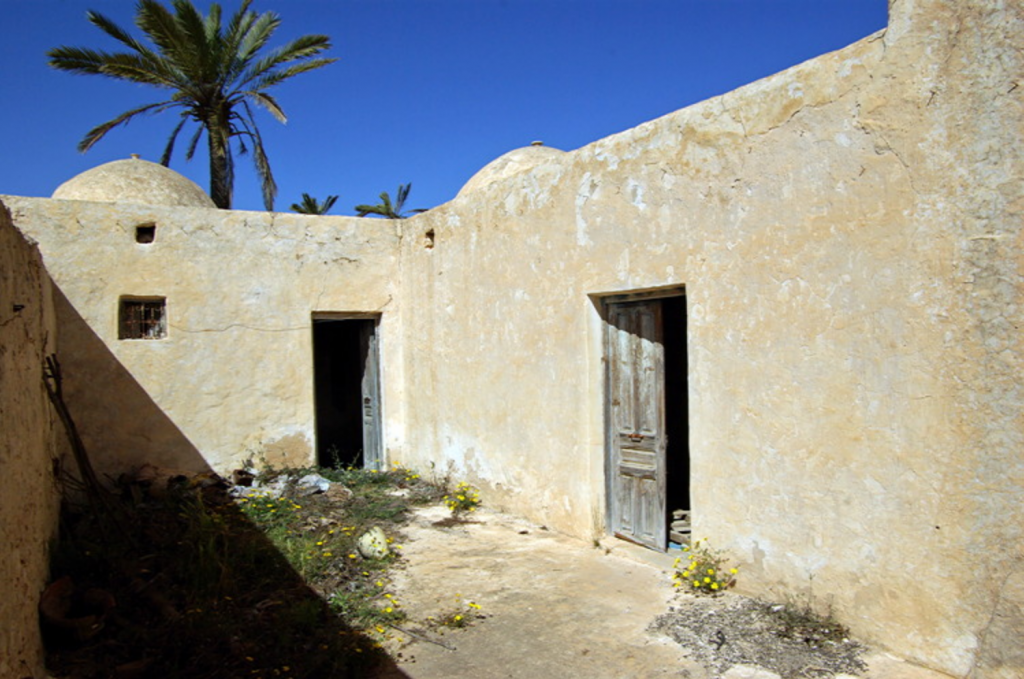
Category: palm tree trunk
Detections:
[{"x1": 207, "y1": 120, "x2": 232, "y2": 209}]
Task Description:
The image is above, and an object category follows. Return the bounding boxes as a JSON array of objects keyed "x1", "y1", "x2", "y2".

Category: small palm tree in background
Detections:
[
  {"x1": 48, "y1": 0, "x2": 336, "y2": 211},
  {"x1": 291, "y1": 193, "x2": 338, "y2": 215},
  {"x1": 355, "y1": 183, "x2": 427, "y2": 219}
]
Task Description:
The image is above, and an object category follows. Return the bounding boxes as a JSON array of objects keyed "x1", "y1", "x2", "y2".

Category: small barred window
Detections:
[{"x1": 119, "y1": 298, "x2": 166, "y2": 340}]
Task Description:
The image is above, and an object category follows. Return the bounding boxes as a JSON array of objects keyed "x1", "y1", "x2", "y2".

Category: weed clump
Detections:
[
  {"x1": 426, "y1": 594, "x2": 485, "y2": 631},
  {"x1": 671, "y1": 538, "x2": 739, "y2": 594},
  {"x1": 443, "y1": 481, "x2": 481, "y2": 516},
  {"x1": 44, "y1": 463, "x2": 443, "y2": 678}
]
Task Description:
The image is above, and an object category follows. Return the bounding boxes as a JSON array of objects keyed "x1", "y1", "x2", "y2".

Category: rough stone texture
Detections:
[
  {"x1": 4, "y1": 198, "x2": 402, "y2": 476},
  {"x1": 0, "y1": 199, "x2": 62, "y2": 679},
  {"x1": 52, "y1": 157, "x2": 216, "y2": 208},
  {"x1": 356, "y1": 526, "x2": 389, "y2": 559},
  {"x1": 456, "y1": 144, "x2": 568, "y2": 198},
  {"x1": 392, "y1": 1, "x2": 1022, "y2": 675},
  {"x1": 2, "y1": 0, "x2": 1020, "y2": 676}
]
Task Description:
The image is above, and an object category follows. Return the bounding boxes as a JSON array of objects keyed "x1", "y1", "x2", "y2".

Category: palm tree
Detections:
[
  {"x1": 48, "y1": 0, "x2": 336, "y2": 211},
  {"x1": 355, "y1": 183, "x2": 426, "y2": 219},
  {"x1": 291, "y1": 193, "x2": 338, "y2": 215}
]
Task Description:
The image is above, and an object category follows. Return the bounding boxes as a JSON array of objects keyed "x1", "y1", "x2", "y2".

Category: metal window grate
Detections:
[{"x1": 119, "y1": 298, "x2": 166, "y2": 339}]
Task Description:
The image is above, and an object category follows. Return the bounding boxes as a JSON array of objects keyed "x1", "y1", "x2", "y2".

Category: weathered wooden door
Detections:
[
  {"x1": 606, "y1": 300, "x2": 667, "y2": 550},
  {"x1": 359, "y1": 321, "x2": 383, "y2": 471}
]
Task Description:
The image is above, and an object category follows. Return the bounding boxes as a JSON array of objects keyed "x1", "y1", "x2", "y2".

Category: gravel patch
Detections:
[{"x1": 652, "y1": 593, "x2": 868, "y2": 679}]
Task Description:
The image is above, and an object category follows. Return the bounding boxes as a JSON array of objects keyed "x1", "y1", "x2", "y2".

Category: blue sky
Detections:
[{"x1": 0, "y1": 0, "x2": 888, "y2": 214}]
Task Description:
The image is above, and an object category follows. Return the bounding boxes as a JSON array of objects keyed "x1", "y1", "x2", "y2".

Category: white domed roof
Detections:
[
  {"x1": 457, "y1": 144, "x2": 567, "y2": 198},
  {"x1": 53, "y1": 156, "x2": 216, "y2": 208}
]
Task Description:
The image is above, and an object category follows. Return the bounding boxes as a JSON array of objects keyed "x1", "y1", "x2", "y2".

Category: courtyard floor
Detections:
[{"x1": 376, "y1": 505, "x2": 954, "y2": 679}]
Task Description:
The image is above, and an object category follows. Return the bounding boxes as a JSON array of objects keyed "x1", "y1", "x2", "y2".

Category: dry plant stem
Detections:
[
  {"x1": 387, "y1": 623, "x2": 456, "y2": 651},
  {"x1": 43, "y1": 354, "x2": 116, "y2": 523}
]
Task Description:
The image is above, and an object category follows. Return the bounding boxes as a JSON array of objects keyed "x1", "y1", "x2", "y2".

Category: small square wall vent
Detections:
[{"x1": 135, "y1": 224, "x2": 156, "y2": 244}]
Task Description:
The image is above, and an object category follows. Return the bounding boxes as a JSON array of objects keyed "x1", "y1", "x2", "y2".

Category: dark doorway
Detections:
[
  {"x1": 312, "y1": 317, "x2": 382, "y2": 470},
  {"x1": 662, "y1": 294, "x2": 690, "y2": 544},
  {"x1": 605, "y1": 291, "x2": 689, "y2": 551}
]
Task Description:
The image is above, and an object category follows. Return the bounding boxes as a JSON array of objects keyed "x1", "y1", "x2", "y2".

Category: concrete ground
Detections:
[{"x1": 376, "y1": 505, "x2": 953, "y2": 679}]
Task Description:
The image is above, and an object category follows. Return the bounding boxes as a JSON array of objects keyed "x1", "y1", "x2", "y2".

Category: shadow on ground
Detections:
[
  {"x1": 45, "y1": 480, "x2": 408, "y2": 679},
  {"x1": 42, "y1": 286, "x2": 407, "y2": 678}
]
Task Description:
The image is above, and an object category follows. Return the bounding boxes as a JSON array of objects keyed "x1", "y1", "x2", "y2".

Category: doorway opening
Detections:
[
  {"x1": 312, "y1": 316, "x2": 382, "y2": 470},
  {"x1": 604, "y1": 290, "x2": 689, "y2": 551},
  {"x1": 662, "y1": 295, "x2": 690, "y2": 545}
]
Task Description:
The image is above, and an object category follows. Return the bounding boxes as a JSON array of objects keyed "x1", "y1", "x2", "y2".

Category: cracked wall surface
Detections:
[
  {"x1": 394, "y1": 0, "x2": 1021, "y2": 675},
  {"x1": 2, "y1": 199, "x2": 403, "y2": 474},
  {"x1": 0, "y1": 199, "x2": 61, "y2": 679}
]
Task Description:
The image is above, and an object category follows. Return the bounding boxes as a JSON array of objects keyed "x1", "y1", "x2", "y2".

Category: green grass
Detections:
[{"x1": 44, "y1": 463, "x2": 446, "y2": 679}]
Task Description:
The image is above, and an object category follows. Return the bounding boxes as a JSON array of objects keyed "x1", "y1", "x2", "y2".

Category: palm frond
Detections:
[
  {"x1": 239, "y1": 101, "x2": 276, "y2": 210},
  {"x1": 47, "y1": 46, "x2": 116, "y2": 75},
  {"x1": 221, "y1": 3, "x2": 263, "y2": 82},
  {"x1": 134, "y1": 1, "x2": 186, "y2": 62},
  {"x1": 78, "y1": 100, "x2": 177, "y2": 152},
  {"x1": 86, "y1": 10, "x2": 153, "y2": 56},
  {"x1": 160, "y1": 114, "x2": 190, "y2": 165},
  {"x1": 50, "y1": 0, "x2": 335, "y2": 210},
  {"x1": 171, "y1": 0, "x2": 215, "y2": 80},
  {"x1": 355, "y1": 204, "x2": 391, "y2": 218},
  {"x1": 292, "y1": 193, "x2": 338, "y2": 215},
  {"x1": 95, "y1": 52, "x2": 179, "y2": 88},
  {"x1": 236, "y1": 35, "x2": 333, "y2": 90},
  {"x1": 222, "y1": 0, "x2": 256, "y2": 53},
  {"x1": 355, "y1": 183, "x2": 426, "y2": 218},
  {"x1": 244, "y1": 91, "x2": 286, "y2": 124},
  {"x1": 234, "y1": 11, "x2": 280, "y2": 68},
  {"x1": 243, "y1": 58, "x2": 338, "y2": 97},
  {"x1": 202, "y1": 2, "x2": 222, "y2": 47},
  {"x1": 395, "y1": 183, "x2": 411, "y2": 211},
  {"x1": 184, "y1": 124, "x2": 204, "y2": 161}
]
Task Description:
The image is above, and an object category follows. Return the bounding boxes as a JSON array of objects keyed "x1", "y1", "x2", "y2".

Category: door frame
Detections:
[
  {"x1": 311, "y1": 312, "x2": 383, "y2": 470},
  {"x1": 600, "y1": 286, "x2": 686, "y2": 551}
]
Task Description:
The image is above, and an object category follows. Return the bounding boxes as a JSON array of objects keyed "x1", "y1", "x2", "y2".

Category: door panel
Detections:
[
  {"x1": 606, "y1": 300, "x2": 666, "y2": 550},
  {"x1": 359, "y1": 321, "x2": 382, "y2": 471}
]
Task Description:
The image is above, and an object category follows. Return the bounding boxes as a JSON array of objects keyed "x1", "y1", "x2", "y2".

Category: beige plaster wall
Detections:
[
  {"x1": 0, "y1": 199, "x2": 61, "y2": 679},
  {"x1": 4, "y1": 198, "x2": 403, "y2": 476},
  {"x1": 394, "y1": 0, "x2": 1022, "y2": 675},
  {"x1": 1, "y1": 0, "x2": 1019, "y2": 674}
]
